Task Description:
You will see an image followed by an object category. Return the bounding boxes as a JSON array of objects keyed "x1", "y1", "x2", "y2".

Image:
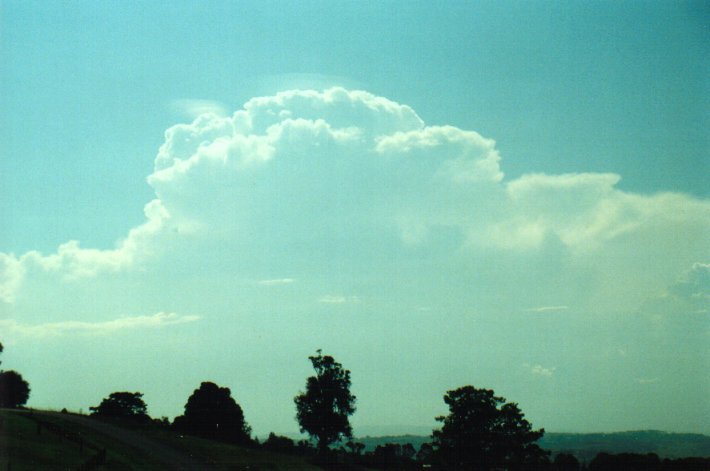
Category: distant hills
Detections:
[
  {"x1": 356, "y1": 430, "x2": 710, "y2": 461},
  {"x1": 539, "y1": 430, "x2": 710, "y2": 462}
]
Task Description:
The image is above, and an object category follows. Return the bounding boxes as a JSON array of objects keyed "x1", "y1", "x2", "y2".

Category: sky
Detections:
[{"x1": 1, "y1": 1, "x2": 708, "y2": 437}]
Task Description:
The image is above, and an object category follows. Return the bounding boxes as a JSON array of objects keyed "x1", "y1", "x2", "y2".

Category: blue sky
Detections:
[{"x1": 1, "y1": 1, "x2": 708, "y2": 437}]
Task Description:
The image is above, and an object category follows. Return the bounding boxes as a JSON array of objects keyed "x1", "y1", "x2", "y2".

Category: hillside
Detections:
[{"x1": 0, "y1": 409, "x2": 324, "y2": 471}]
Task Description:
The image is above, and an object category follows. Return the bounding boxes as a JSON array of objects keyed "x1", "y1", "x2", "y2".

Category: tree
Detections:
[
  {"x1": 263, "y1": 432, "x2": 296, "y2": 454},
  {"x1": 345, "y1": 440, "x2": 366, "y2": 456},
  {"x1": 294, "y1": 350, "x2": 356, "y2": 452},
  {"x1": 432, "y1": 385, "x2": 548, "y2": 471},
  {"x1": 553, "y1": 453, "x2": 580, "y2": 471},
  {"x1": 0, "y1": 370, "x2": 30, "y2": 408},
  {"x1": 90, "y1": 391, "x2": 149, "y2": 421},
  {"x1": 173, "y1": 381, "x2": 251, "y2": 445}
]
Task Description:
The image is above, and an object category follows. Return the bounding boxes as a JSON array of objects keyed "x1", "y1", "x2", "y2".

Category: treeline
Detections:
[
  {"x1": 259, "y1": 438, "x2": 710, "y2": 471},
  {"x1": 4, "y1": 344, "x2": 710, "y2": 470}
]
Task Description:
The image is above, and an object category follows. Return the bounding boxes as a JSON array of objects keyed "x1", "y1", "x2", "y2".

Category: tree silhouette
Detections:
[
  {"x1": 0, "y1": 370, "x2": 30, "y2": 408},
  {"x1": 173, "y1": 381, "x2": 251, "y2": 445},
  {"x1": 294, "y1": 350, "x2": 356, "y2": 452},
  {"x1": 90, "y1": 391, "x2": 149, "y2": 421},
  {"x1": 432, "y1": 385, "x2": 548, "y2": 470},
  {"x1": 553, "y1": 453, "x2": 580, "y2": 471},
  {"x1": 0, "y1": 342, "x2": 30, "y2": 409}
]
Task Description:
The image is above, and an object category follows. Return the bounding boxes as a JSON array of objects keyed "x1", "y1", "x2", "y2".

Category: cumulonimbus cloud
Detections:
[{"x1": 1, "y1": 87, "x2": 709, "y2": 307}]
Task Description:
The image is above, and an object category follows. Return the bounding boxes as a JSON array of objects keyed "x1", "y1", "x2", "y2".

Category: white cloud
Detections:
[
  {"x1": 318, "y1": 295, "x2": 360, "y2": 304},
  {"x1": 0, "y1": 253, "x2": 26, "y2": 304},
  {"x1": 525, "y1": 305, "x2": 569, "y2": 313},
  {"x1": 529, "y1": 364, "x2": 556, "y2": 378},
  {"x1": 0, "y1": 312, "x2": 199, "y2": 338},
  {"x1": 1, "y1": 87, "x2": 709, "y2": 315},
  {"x1": 170, "y1": 99, "x2": 228, "y2": 119},
  {"x1": 258, "y1": 278, "x2": 295, "y2": 286}
]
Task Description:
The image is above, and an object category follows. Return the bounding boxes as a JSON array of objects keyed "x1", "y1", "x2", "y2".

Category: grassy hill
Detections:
[{"x1": 0, "y1": 409, "x2": 325, "y2": 471}]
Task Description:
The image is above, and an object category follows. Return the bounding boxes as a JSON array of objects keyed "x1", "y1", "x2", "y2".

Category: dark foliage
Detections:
[
  {"x1": 540, "y1": 430, "x2": 710, "y2": 462},
  {"x1": 432, "y1": 385, "x2": 549, "y2": 471},
  {"x1": 416, "y1": 442, "x2": 434, "y2": 463},
  {"x1": 294, "y1": 350, "x2": 356, "y2": 451},
  {"x1": 662, "y1": 457, "x2": 710, "y2": 471},
  {"x1": 0, "y1": 370, "x2": 30, "y2": 408},
  {"x1": 89, "y1": 391, "x2": 149, "y2": 421},
  {"x1": 553, "y1": 453, "x2": 580, "y2": 471},
  {"x1": 365, "y1": 443, "x2": 419, "y2": 470},
  {"x1": 589, "y1": 452, "x2": 710, "y2": 471},
  {"x1": 345, "y1": 440, "x2": 366, "y2": 456},
  {"x1": 263, "y1": 432, "x2": 297, "y2": 454},
  {"x1": 589, "y1": 452, "x2": 662, "y2": 471},
  {"x1": 173, "y1": 381, "x2": 252, "y2": 445}
]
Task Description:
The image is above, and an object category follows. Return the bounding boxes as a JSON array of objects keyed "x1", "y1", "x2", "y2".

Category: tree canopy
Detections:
[
  {"x1": 432, "y1": 385, "x2": 548, "y2": 470},
  {"x1": 294, "y1": 350, "x2": 356, "y2": 451},
  {"x1": 0, "y1": 370, "x2": 30, "y2": 409},
  {"x1": 0, "y1": 342, "x2": 30, "y2": 409},
  {"x1": 90, "y1": 391, "x2": 149, "y2": 421},
  {"x1": 173, "y1": 381, "x2": 251, "y2": 445}
]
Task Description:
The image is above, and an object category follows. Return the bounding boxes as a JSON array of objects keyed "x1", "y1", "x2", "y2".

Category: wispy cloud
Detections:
[
  {"x1": 258, "y1": 278, "x2": 295, "y2": 286},
  {"x1": 318, "y1": 295, "x2": 360, "y2": 304},
  {"x1": 170, "y1": 99, "x2": 228, "y2": 119},
  {"x1": 524, "y1": 305, "x2": 569, "y2": 313},
  {"x1": 525, "y1": 363, "x2": 556, "y2": 378},
  {"x1": 636, "y1": 377, "x2": 660, "y2": 384},
  {"x1": 0, "y1": 312, "x2": 199, "y2": 338}
]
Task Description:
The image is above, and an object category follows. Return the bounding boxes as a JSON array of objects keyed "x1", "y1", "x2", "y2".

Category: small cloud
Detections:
[
  {"x1": 636, "y1": 377, "x2": 660, "y2": 384},
  {"x1": 258, "y1": 278, "x2": 295, "y2": 286},
  {"x1": 0, "y1": 312, "x2": 199, "y2": 338},
  {"x1": 527, "y1": 364, "x2": 556, "y2": 378},
  {"x1": 318, "y1": 295, "x2": 360, "y2": 304},
  {"x1": 524, "y1": 305, "x2": 569, "y2": 313},
  {"x1": 170, "y1": 99, "x2": 228, "y2": 119}
]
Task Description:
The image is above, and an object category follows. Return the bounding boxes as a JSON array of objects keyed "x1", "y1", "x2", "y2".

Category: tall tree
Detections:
[
  {"x1": 432, "y1": 385, "x2": 548, "y2": 471},
  {"x1": 90, "y1": 391, "x2": 149, "y2": 421},
  {"x1": 294, "y1": 350, "x2": 356, "y2": 451},
  {"x1": 173, "y1": 381, "x2": 251, "y2": 445}
]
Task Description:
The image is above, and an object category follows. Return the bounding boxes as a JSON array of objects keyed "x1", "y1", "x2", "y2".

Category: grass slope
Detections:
[
  {"x1": 0, "y1": 409, "x2": 171, "y2": 470},
  {"x1": 0, "y1": 409, "x2": 324, "y2": 471}
]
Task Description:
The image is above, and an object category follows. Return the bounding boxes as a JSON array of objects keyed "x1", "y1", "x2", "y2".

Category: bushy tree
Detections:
[
  {"x1": 90, "y1": 391, "x2": 149, "y2": 421},
  {"x1": 0, "y1": 370, "x2": 30, "y2": 408},
  {"x1": 432, "y1": 385, "x2": 548, "y2": 471},
  {"x1": 263, "y1": 432, "x2": 296, "y2": 454},
  {"x1": 553, "y1": 453, "x2": 580, "y2": 471},
  {"x1": 0, "y1": 343, "x2": 31, "y2": 409},
  {"x1": 294, "y1": 350, "x2": 356, "y2": 451},
  {"x1": 173, "y1": 381, "x2": 251, "y2": 445}
]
